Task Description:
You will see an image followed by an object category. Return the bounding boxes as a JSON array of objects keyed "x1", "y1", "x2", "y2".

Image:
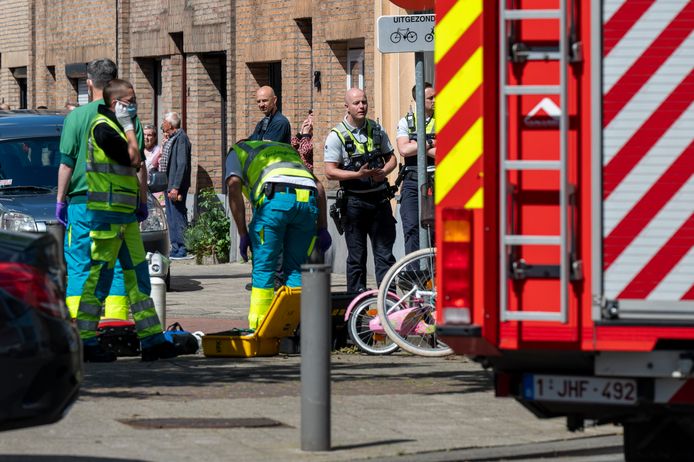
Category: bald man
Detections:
[
  {"x1": 249, "y1": 86, "x2": 291, "y2": 144},
  {"x1": 324, "y1": 88, "x2": 397, "y2": 293}
]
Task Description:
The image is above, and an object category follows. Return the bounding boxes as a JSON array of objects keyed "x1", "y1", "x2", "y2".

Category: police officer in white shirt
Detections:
[{"x1": 324, "y1": 88, "x2": 397, "y2": 293}]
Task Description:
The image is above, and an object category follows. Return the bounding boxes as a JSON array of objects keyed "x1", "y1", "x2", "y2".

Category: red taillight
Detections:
[
  {"x1": 439, "y1": 208, "x2": 473, "y2": 324},
  {"x1": 0, "y1": 262, "x2": 67, "y2": 318}
]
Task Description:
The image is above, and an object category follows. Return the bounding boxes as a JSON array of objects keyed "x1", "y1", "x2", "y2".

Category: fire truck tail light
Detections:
[
  {"x1": 443, "y1": 218, "x2": 470, "y2": 243},
  {"x1": 441, "y1": 208, "x2": 473, "y2": 323},
  {"x1": 444, "y1": 307, "x2": 471, "y2": 324}
]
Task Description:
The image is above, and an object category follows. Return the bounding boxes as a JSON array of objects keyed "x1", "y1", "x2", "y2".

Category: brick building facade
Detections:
[{"x1": 0, "y1": 0, "x2": 427, "y2": 195}]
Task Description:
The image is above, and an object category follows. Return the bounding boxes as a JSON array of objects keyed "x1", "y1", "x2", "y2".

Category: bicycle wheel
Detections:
[
  {"x1": 347, "y1": 295, "x2": 398, "y2": 355},
  {"x1": 376, "y1": 247, "x2": 453, "y2": 357}
]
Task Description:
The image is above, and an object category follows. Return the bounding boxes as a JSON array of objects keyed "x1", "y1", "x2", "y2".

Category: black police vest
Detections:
[{"x1": 332, "y1": 120, "x2": 389, "y2": 192}]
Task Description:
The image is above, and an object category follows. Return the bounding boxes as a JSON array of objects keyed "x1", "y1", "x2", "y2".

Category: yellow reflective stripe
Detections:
[
  {"x1": 434, "y1": 0, "x2": 482, "y2": 63},
  {"x1": 437, "y1": 47, "x2": 483, "y2": 132},
  {"x1": 307, "y1": 236, "x2": 316, "y2": 256},
  {"x1": 465, "y1": 187, "x2": 484, "y2": 209},
  {"x1": 435, "y1": 117, "x2": 483, "y2": 204},
  {"x1": 295, "y1": 189, "x2": 310, "y2": 202}
]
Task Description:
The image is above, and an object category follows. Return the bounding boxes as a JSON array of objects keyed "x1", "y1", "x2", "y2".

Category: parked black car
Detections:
[
  {"x1": 0, "y1": 110, "x2": 170, "y2": 263},
  {"x1": 0, "y1": 230, "x2": 81, "y2": 431}
]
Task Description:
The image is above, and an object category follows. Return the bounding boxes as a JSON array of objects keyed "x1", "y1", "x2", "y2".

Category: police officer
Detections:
[
  {"x1": 76, "y1": 79, "x2": 178, "y2": 362},
  {"x1": 226, "y1": 141, "x2": 331, "y2": 330},
  {"x1": 396, "y1": 82, "x2": 436, "y2": 255},
  {"x1": 324, "y1": 88, "x2": 397, "y2": 293}
]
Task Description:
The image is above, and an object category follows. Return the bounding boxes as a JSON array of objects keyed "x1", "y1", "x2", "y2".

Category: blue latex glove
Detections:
[
  {"x1": 136, "y1": 202, "x2": 148, "y2": 222},
  {"x1": 317, "y1": 228, "x2": 332, "y2": 253},
  {"x1": 239, "y1": 234, "x2": 251, "y2": 262},
  {"x1": 55, "y1": 201, "x2": 68, "y2": 227}
]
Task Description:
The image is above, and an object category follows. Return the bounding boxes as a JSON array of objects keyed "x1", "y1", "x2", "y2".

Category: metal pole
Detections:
[
  {"x1": 300, "y1": 263, "x2": 331, "y2": 451},
  {"x1": 414, "y1": 51, "x2": 428, "y2": 250}
]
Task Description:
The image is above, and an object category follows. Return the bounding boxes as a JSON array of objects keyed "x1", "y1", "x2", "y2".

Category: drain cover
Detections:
[{"x1": 118, "y1": 417, "x2": 285, "y2": 429}]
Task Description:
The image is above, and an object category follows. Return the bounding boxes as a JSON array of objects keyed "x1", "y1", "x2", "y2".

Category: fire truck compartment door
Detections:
[{"x1": 595, "y1": 0, "x2": 694, "y2": 322}]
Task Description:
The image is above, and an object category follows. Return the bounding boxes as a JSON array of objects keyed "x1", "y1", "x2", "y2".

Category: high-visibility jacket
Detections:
[
  {"x1": 331, "y1": 118, "x2": 388, "y2": 192},
  {"x1": 86, "y1": 114, "x2": 139, "y2": 214},
  {"x1": 232, "y1": 141, "x2": 314, "y2": 206},
  {"x1": 404, "y1": 112, "x2": 436, "y2": 168}
]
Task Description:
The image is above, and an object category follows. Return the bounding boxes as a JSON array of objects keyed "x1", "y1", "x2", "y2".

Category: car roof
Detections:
[{"x1": 0, "y1": 111, "x2": 65, "y2": 141}]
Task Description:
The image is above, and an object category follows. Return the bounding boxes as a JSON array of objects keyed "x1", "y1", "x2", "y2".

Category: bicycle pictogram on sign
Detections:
[{"x1": 390, "y1": 28, "x2": 418, "y2": 44}]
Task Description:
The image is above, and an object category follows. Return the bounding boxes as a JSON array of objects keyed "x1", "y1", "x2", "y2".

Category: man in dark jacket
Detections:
[
  {"x1": 248, "y1": 86, "x2": 291, "y2": 143},
  {"x1": 160, "y1": 112, "x2": 192, "y2": 259}
]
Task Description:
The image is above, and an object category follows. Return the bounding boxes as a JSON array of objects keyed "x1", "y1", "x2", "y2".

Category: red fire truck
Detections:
[{"x1": 434, "y1": 0, "x2": 694, "y2": 459}]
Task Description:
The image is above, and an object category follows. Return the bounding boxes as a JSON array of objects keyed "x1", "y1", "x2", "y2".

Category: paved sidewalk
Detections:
[
  {"x1": 0, "y1": 260, "x2": 622, "y2": 462},
  {"x1": 164, "y1": 259, "x2": 360, "y2": 333}
]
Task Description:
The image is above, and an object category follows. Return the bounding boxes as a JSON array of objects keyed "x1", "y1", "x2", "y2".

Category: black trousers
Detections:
[
  {"x1": 399, "y1": 176, "x2": 421, "y2": 255},
  {"x1": 344, "y1": 193, "x2": 396, "y2": 292}
]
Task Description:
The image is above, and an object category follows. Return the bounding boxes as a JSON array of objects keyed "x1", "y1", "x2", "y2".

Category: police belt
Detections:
[{"x1": 343, "y1": 184, "x2": 389, "y2": 197}]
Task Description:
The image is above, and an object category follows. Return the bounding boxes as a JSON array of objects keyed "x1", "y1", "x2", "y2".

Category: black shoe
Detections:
[
  {"x1": 141, "y1": 340, "x2": 179, "y2": 362},
  {"x1": 83, "y1": 343, "x2": 117, "y2": 363}
]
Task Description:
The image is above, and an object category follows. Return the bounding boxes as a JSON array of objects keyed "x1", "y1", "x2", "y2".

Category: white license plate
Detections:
[{"x1": 522, "y1": 374, "x2": 637, "y2": 405}]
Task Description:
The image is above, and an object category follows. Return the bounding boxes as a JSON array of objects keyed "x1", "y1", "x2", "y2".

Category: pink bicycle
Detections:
[
  {"x1": 344, "y1": 289, "x2": 399, "y2": 355},
  {"x1": 344, "y1": 248, "x2": 451, "y2": 356}
]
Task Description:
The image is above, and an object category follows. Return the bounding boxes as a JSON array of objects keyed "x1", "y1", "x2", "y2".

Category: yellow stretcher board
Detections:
[{"x1": 202, "y1": 286, "x2": 301, "y2": 357}]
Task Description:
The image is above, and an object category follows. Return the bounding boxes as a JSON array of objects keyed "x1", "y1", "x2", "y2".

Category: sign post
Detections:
[{"x1": 378, "y1": 14, "x2": 435, "y2": 249}]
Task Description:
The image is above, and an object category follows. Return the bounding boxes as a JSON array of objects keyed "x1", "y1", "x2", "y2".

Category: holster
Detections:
[{"x1": 330, "y1": 188, "x2": 347, "y2": 235}]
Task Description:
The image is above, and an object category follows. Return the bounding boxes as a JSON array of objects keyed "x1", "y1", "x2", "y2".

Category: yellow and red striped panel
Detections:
[{"x1": 435, "y1": 0, "x2": 484, "y2": 209}]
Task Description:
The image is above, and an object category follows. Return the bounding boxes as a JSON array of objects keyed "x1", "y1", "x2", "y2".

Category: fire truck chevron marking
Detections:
[
  {"x1": 604, "y1": 175, "x2": 694, "y2": 298},
  {"x1": 604, "y1": 68, "x2": 694, "y2": 198},
  {"x1": 436, "y1": 0, "x2": 457, "y2": 19},
  {"x1": 434, "y1": 0, "x2": 482, "y2": 64},
  {"x1": 435, "y1": 117, "x2": 483, "y2": 205},
  {"x1": 651, "y1": 246, "x2": 694, "y2": 300},
  {"x1": 435, "y1": 16, "x2": 482, "y2": 90},
  {"x1": 603, "y1": 0, "x2": 656, "y2": 56},
  {"x1": 436, "y1": 47, "x2": 483, "y2": 132},
  {"x1": 439, "y1": 156, "x2": 483, "y2": 210},
  {"x1": 603, "y1": 0, "x2": 688, "y2": 93},
  {"x1": 682, "y1": 279, "x2": 694, "y2": 300},
  {"x1": 603, "y1": 27, "x2": 694, "y2": 167},
  {"x1": 437, "y1": 86, "x2": 483, "y2": 155},
  {"x1": 604, "y1": 102, "x2": 694, "y2": 237},
  {"x1": 603, "y1": 0, "x2": 693, "y2": 126},
  {"x1": 618, "y1": 209, "x2": 694, "y2": 299}
]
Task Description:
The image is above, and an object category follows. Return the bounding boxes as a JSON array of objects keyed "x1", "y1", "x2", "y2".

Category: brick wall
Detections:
[
  {"x1": 0, "y1": 0, "x2": 29, "y2": 108},
  {"x1": 8, "y1": 0, "x2": 394, "y2": 194}
]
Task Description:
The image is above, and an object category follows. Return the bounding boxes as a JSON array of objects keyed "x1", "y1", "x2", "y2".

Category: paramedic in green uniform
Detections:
[{"x1": 75, "y1": 78, "x2": 177, "y2": 362}]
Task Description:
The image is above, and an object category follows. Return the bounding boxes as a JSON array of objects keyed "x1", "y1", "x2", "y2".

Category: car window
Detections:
[{"x1": 0, "y1": 137, "x2": 60, "y2": 188}]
